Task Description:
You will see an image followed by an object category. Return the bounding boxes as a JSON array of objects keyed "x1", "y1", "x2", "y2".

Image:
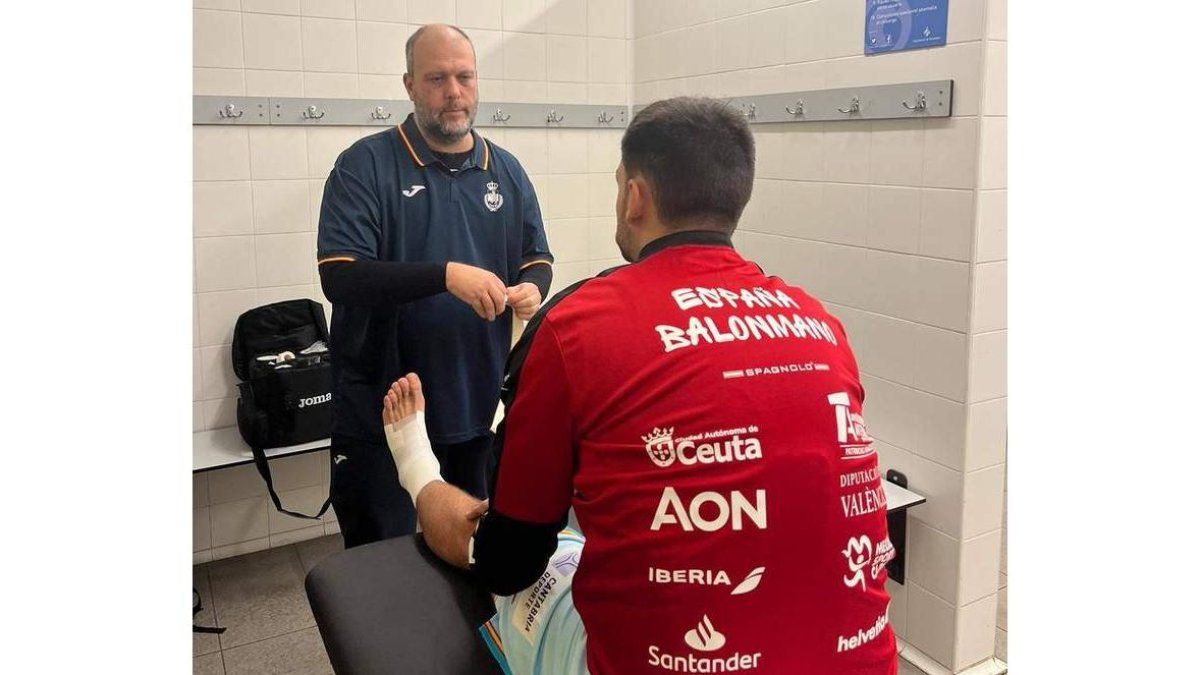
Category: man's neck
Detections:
[{"x1": 421, "y1": 128, "x2": 475, "y2": 154}]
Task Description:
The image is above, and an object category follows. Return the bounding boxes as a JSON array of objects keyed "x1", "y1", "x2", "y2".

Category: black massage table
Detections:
[{"x1": 305, "y1": 534, "x2": 505, "y2": 675}]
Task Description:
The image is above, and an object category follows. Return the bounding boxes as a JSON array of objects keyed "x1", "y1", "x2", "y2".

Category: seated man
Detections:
[{"x1": 382, "y1": 96, "x2": 898, "y2": 675}]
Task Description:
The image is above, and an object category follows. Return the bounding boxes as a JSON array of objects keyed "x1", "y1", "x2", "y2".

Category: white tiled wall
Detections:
[
  {"x1": 193, "y1": 0, "x2": 633, "y2": 560},
  {"x1": 629, "y1": 0, "x2": 1003, "y2": 671}
]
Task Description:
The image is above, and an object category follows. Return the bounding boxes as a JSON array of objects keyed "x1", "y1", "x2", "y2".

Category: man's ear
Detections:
[
  {"x1": 625, "y1": 175, "x2": 650, "y2": 225},
  {"x1": 403, "y1": 73, "x2": 415, "y2": 98}
]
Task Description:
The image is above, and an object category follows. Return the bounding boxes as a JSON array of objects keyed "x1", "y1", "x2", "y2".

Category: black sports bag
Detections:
[{"x1": 232, "y1": 299, "x2": 333, "y2": 520}]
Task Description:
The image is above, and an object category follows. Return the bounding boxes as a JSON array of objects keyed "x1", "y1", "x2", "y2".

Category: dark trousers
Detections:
[{"x1": 330, "y1": 433, "x2": 495, "y2": 549}]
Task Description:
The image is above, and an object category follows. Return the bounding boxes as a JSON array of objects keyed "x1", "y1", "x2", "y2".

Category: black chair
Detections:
[{"x1": 305, "y1": 534, "x2": 505, "y2": 675}]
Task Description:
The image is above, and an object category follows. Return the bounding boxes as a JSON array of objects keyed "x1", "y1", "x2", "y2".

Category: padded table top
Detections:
[{"x1": 305, "y1": 534, "x2": 505, "y2": 675}]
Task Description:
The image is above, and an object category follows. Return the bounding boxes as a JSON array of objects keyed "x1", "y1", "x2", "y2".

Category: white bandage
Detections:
[{"x1": 384, "y1": 410, "x2": 442, "y2": 505}]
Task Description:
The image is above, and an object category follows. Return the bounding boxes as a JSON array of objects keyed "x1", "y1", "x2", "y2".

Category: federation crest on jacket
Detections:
[{"x1": 484, "y1": 181, "x2": 504, "y2": 212}]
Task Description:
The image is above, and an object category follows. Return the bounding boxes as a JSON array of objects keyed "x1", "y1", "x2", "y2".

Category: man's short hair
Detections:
[
  {"x1": 621, "y1": 97, "x2": 756, "y2": 231},
  {"x1": 405, "y1": 24, "x2": 475, "y2": 76}
]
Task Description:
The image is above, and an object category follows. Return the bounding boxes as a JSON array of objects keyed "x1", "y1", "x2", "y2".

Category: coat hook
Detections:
[
  {"x1": 837, "y1": 96, "x2": 861, "y2": 114},
  {"x1": 742, "y1": 102, "x2": 756, "y2": 120},
  {"x1": 547, "y1": 109, "x2": 565, "y2": 124},
  {"x1": 303, "y1": 105, "x2": 326, "y2": 120},
  {"x1": 370, "y1": 106, "x2": 392, "y2": 120},
  {"x1": 218, "y1": 103, "x2": 243, "y2": 119},
  {"x1": 598, "y1": 110, "x2": 613, "y2": 124},
  {"x1": 492, "y1": 109, "x2": 511, "y2": 123},
  {"x1": 901, "y1": 91, "x2": 927, "y2": 112},
  {"x1": 784, "y1": 99, "x2": 805, "y2": 116}
]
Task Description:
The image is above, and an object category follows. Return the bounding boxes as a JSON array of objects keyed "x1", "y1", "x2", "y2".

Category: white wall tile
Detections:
[
  {"x1": 779, "y1": 122, "x2": 825, "y2": 182},
  {"x1": 195, "y1": 401, "x2": 208, "y2": 431},
  {"x1": 547, "y1": 82, "x2": 588, "y2": 103},
  {"x1": 303, "y1": 0, "x2": 355, "y2": 19},
  {"x1": 209, "y1": 464, "x2": 268, "y2": 504},
  {"x1": 715, "y1": 16, "x2": 749, "y2": 73},
  {"x1": 504, "y1": 0, "x2": 546, "y2": 33},
  {"x1": 822, "y1": 122, "x2": 871, "y2": 183},
  {"x1": 197, "y1": 0, "x2": 241, "y2": 10},
  {"x1": 587, "y1": 130, "x2": 622, "y2": 174},
  {"x1": 268, "y1": 485, "x2": 332, "y2": 533},
  {"x1": 746, "y1": 7, "x2": 787, "y2": 69},
  {"x1": 954, "y1": 594, "x2": 998, "y2": 671},
  {"x1": 923, "y1": 118, "x2": 979, "y2": 190},
  {"x1": 271, "y1": 524, "x2": 328, "y2": 548},
  {"x1": 978, "y1": 117, "x2": 1007, "y2": 190},
  {"x1": 250, "y1": 128, "x2": 309, "y2": 179},
  {"x1": 866, "y1": 186, "x2": 921, "y2": 254},
  {"x1": 210, "y1": 496, "x2": 269, "y2": 547},
  {"x1": 818, "y1": 0, "x2": 866, "y2": 59},
  {"x1": 358, "y1": 74, "x2": 405, "y2": 98},
  {"x1": 588, "y1": 83, "x2": 626, "y2": 105},
  {"x1": 504, "y1": 32, "x2": 548, "y2": 80},
  {"x1": 506, "y1": 79, "x2": 549, "y2": 103},
  {"x1": 859, "y1": 375, "x2": 916, "y2": 451},
  {"x1": 912, "y1": 324, "x2": 968, "y2": 402},
  {"x1": 324, "y1": 520, "x2": 342, "y2": 535},
  {"x1": 975, "y1": 189, "x2": 1006, "y2": 263},
  {"x1": 815, "y1": 241, "x2": 870, "y2": 308},
  {"x1": 306, "y1": 71, "x2": 362, "y2": 97},
  {"x1": 633, "y1": 0, "x2": 663, "y2": 36},
  {"x1": 194, "y1": 473, "x2": 210, "y2": 509},
  {"x1": 469, "y1": 28, "x2": 505, "y2": 78},
  {"x1": 908, "y1": 520, "x2": 960, "y2": 605},
  {"x1": 588, "y1": 37, "x2": 626, "y2": 84},
  {"x1": 886, "y1": 578, "x2": 908, "y2": 640},
  {"x1": 408, "y1": 0, "x2": 455, "y2": 24},
  {"x1": 457, "y1": 0, "x2": 501, "y2": 30},
  {"x1": 681, "y1": 0, "x2": 717, "y2": 26},
  {"x1": 873, "y1": 440, "x2": 963, "y2": 538},
  {"x1": 302, "y1": 17, "x2": 358, "y2": 72},
  {"x1": 587, "y1": 173, "x2": 616, "y2": 217},
  {"x1": 194, "y1": 507, "x2": 213, "y2": 551},
  {"x1": 770, "y1": 181, "x2": 824, "y2": 240},
  {"x1": 256, "y1": 233, "x2": 317, "y2": 287},
  {"x1": 818, "y1": 183, "x2": 869, "y2": 247},
  {"x1": 964, "y1": 397, "x2": 1006, "y2": 472},
  {"x1": 544, "y1": 174, "x2": 590, "y2": 219},
  {"x1": 502, "y1": 129, "x2": 548, "y2": 175},
  {"x1": 195, "y1": 9, "x2": 245, "y2": 69},
  {"x1": 988, "y1": 0, "x2": 1007, "y2": 41},
  {"x1": 194, "y1": 349, "x2": 205, "y2": 400},
  {"x1": 920, "y1": 188, "x2": 974, "y2": 262},
  {"x1": 962, "y1": 464, "x2": 1005, "y2": 539},
  {"x1": 753, "y1": 127, "x2": 788, "y2": 180},
  {"x1": 195, "y1": 181, "x2": 255, "y2": 237},
  {"x1": 547, "y1": 35, "x2": 588, "y2": 82},
  {"x1": 983, "y1": 41, "x2": 1007, "y2": 117},
  {"x1": 548, "y1": 261, "x2": 591, "y2": 297},
  {"x1": 714, "y1": 0, "x2": 748, "y2": 21},
  {"x1": 257, "y1": 284, "x2": 318, "y2": 306},
  {"x1": 245, "y1": 69, "x2": 306, "y2": 96},
  {"x1": 206, "y1": 397, "x2": 238, "y2": 430},
  {"x1": 971, "y1": 261, "x2": 1006, "y2": 333},
  {"x1": 967, "y1": 329, "x2": 1005, "y2": 402},
  {"x1": 959, "y1": 530, "x2": 1002, "y2": 605},
  {"x1": 242, "y1": 12, "x2": 303, "y2": 70},
  {"x1": 912, "y1": 257, "x2": 970, "y2": 332},
  {"x1": 194, "y1": 67, "x2": 247, "y2": 96},
  {"x1": 201, "y1": 345, "x2": 237, "y2": 400},
  {"x1": 947, "y1": 0, "x2": 986, "y2": 44},
  {"x1": 194, "y1": 127, "x2": 251, "y2": 181},
  {"x1": 861, "y1": 249, "x2": 917, "y2": 320},
  {"x1": 547, "y1": 0, "x2": 587, "y2": 35},
  {"x1": 831, "y1": 305, "x2": 916, "y2": 387},
  {"x1": 245, "y1": 0, "x2": 301, "y2": 14},
  {"x1": 196, "y1": 236, "x2": 258, "y2": 292},
  {"x1": 906, "y1": 583, "x2": 956, "y2": 669},
  {"x1": 783, "y1": 0, "x2": 822, "y2": 64},
  {"x1": 252, "y1": 180, "x2": 311, "y2": 234},
  {"x1": 588, "y1": 217, "x2": 621, "y2": 260},
  {"x1": 212, "y1": 536, "x2": 272, "y2": 561},
  {"x1": 587, "y1": 0, "x2": 626, "y2": 38},
  {"x1": 926, "y1": 42, "x2": 981, "y2": 117},
  {"x1": 307, "y1": 127, "x2": 367, "y2": 178},
  {"x1": 870, "y1": 121, "x2": 925, "y2": 187},
  {"x1": 544, "y1": 219, "x2": 590, "y2": 263},
  {"x1": 356, "y1": 21, "x2": 410, "y2": 74},
  {"x1": 198, "y1": 289, "x2": 260, "y2": 346}
]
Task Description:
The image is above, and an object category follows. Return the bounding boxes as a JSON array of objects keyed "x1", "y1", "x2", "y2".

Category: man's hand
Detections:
[
  {"x1": 416, "y1": 481, "x2": 489, "y2": 569},
  {"x1": 446, "y1": 262, "x2": 507, "y2": 321},
  {"x1": 506, "y1": 282, "x2": 542, "y2": 321}
]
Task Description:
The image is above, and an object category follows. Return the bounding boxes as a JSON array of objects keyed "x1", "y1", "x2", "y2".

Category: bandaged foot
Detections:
[{"x1": 382, "y1": 373, "x2": 442, "y2": 505}]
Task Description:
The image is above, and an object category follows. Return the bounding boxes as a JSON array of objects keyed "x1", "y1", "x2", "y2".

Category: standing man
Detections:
[
  {"x1": 316, "y1": 24, "x2": 553, "y2": 548},
  {"x1": 385, "y1": 97, "x2": 898, "y2": 674}
]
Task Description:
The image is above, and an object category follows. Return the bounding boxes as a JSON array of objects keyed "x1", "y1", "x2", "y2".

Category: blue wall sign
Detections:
[{"x1": 865, "y1": 0, "x2": 949, "y2": 55}]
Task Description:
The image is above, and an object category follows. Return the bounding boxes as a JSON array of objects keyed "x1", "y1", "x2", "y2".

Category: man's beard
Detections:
[{"x1": 414, "y1": 101, "x2": 476, "y2": 144}]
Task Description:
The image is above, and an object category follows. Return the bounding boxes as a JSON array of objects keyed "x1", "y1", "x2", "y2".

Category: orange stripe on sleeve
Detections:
[
  {"x1": 520, "y1": 259, "x2": 552, "y2": 270},
  {"x1": 317, "y1": 256, "x2": 357, "y2": 265}
]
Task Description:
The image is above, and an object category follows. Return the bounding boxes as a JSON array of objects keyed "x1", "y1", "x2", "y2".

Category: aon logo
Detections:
[{"x1": 650, "y1": 487, "x2": 767, "y2": 532}]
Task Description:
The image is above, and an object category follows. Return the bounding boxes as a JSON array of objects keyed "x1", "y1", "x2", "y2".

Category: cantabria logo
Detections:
[{"x1": 642, "y1": 426, "x2": 763, "y2": 468}]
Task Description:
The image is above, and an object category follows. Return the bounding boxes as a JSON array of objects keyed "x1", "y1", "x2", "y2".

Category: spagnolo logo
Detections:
[
  {"x1": 297, "y1": 393, "x2": 332, "y2": 409},
  {"x1": 642, "y1": 425, "x2": 763, "y2": 468}
]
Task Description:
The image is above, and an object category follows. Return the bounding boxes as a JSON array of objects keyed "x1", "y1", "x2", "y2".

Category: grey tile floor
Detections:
[
  {"x1": 193, "y1": 536, "x2": 954, "y2": 675},
  {"x1": 193, "y1": 534, "x2": 343, "y2": 675}
]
